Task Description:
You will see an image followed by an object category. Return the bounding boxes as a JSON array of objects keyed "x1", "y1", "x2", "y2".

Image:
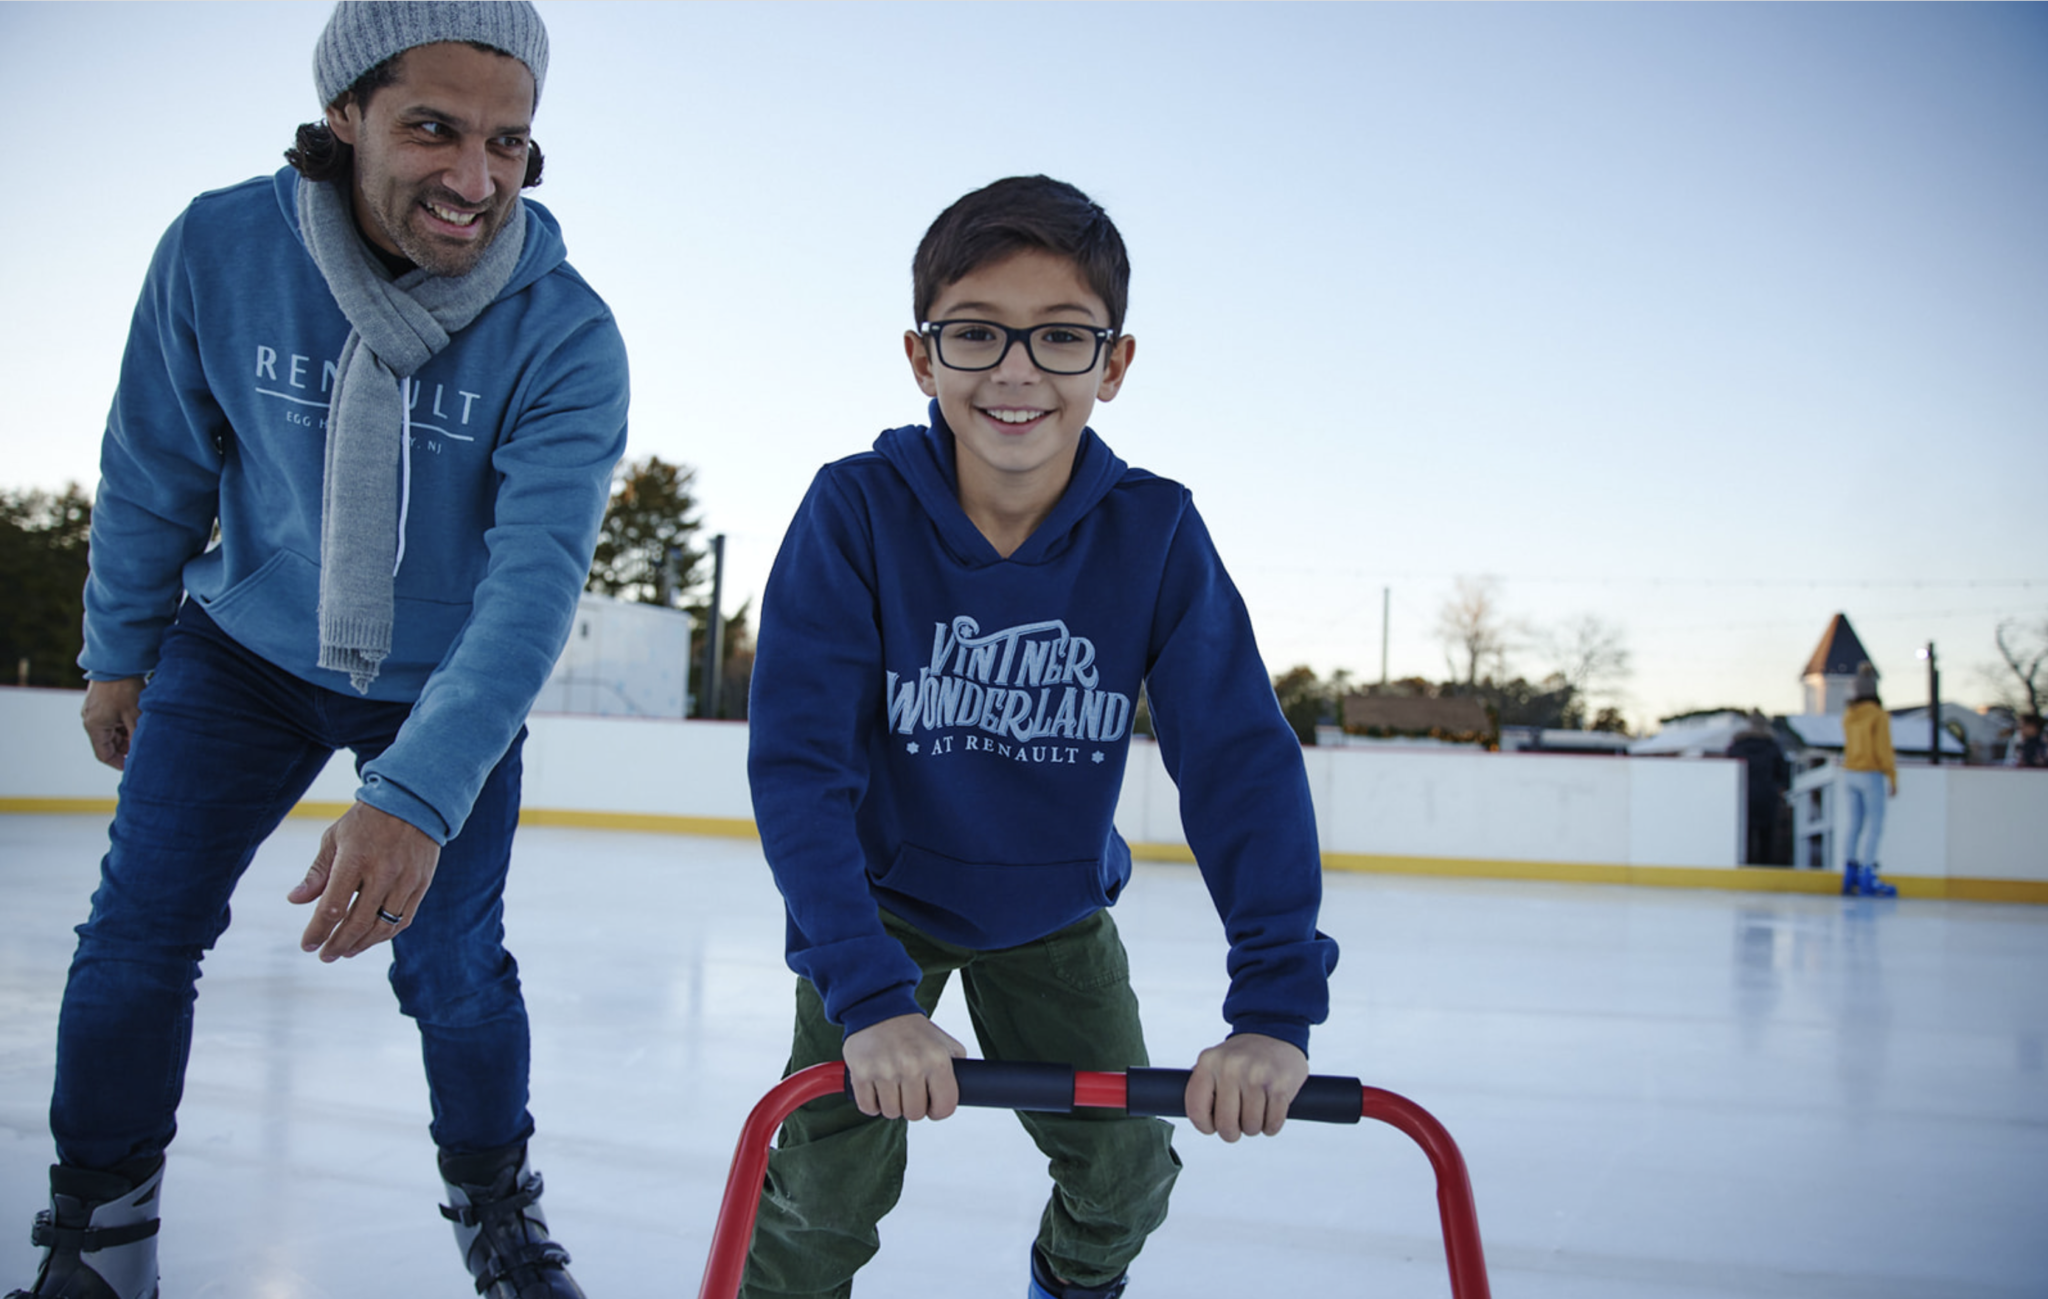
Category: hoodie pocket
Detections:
[
  {"x1": 193, "y1": 548, "x2": 302, "y2": 618},
  {"x1": 875, "y1": 843, "x2": 1112, "y2": 950}
]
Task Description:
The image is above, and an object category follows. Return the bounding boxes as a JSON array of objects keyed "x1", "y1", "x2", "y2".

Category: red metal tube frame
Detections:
[{"x1": 695, "y1": 1062, "x2": 1490, "y2": 1299}]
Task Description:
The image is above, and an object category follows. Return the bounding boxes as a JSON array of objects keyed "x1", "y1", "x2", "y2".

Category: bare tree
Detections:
[
  {"x1": 1543, "y1": 613, "x2": 1633, "y2": 703},
  {"x1": 1435, "y1": 575, "x2": 1514, "y2": 686},
  {"x1": 1988, "y1": 617, "x2": 2047, "y2": 715}
]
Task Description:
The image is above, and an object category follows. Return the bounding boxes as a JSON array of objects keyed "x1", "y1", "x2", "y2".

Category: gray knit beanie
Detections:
[{"x1": 314, "y1": 1, "x2": 549, "y2": 110}]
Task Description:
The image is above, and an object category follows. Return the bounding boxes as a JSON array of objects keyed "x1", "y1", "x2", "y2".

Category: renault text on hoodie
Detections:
[{"x1": 81, "y1": 168, "x2": 630, "y2": 844}]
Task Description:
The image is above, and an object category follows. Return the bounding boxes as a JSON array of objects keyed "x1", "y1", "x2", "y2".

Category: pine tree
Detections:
[
  {"x1": 586, "y1": 456, "x2": 705, "y2": 605},
  {"x1": 0, "y1": 485, "x2": 94, "y2": 688}
]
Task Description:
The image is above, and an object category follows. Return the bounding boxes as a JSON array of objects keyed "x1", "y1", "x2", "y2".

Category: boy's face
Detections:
[{"x1": 906, "y1": 248, "x2": 1134, "y2": 504}]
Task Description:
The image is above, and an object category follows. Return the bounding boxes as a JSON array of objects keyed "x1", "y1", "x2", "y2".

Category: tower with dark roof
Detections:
[{"x1": 1802, "y1": 613, "x2": 1875, "y2": 716}]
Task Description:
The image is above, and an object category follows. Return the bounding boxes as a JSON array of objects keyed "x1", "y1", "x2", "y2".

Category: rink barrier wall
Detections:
[{"x1": 4, "y1": 687, "x2": 2042, "y2": 901}]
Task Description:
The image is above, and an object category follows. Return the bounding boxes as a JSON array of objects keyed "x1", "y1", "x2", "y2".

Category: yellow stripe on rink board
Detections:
[
  {"x1": 5, "y1": 801, "x2": 2041, "y2": 904},
  {"x1": 0, "y1": 797, "x2": 118, "y2": 815},
  {"x1": 1140, "y1": 839, "x2": 2048, "y2": 904},
  {"x1": 284, "y1": 801, "x2": 354, "y2": 821},
  {"x1": 1311, "y1": 849, "x2": 2048, "y2": 905},
  {"x1": 516, "y1": 808, "x2": 760, "y2": 839},
  {"x1": 0, "y1": 798, "x2": 758, "y2": 841},
  {"x1": 1941, "y1": 877, "x2": 2048, "y2": 905},
  {"x1": 1125, "y1": 841, "x2": 1197, "y2": 864}
]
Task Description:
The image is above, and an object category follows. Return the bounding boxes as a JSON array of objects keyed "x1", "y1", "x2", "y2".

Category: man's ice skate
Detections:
[
  {"x1": 440, "y1": 1143, "x2": 585, "y2": 1299},
  {"x1": 8, "y1": 1157, "x2": 163, "y2": 1299}
]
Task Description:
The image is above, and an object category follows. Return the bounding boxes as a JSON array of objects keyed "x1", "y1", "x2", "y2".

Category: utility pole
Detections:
[
  {"x1": 1923, "y1": 640, "x2": 1941, "y2": 766},
  {"x1": 704, "y1": 534, "x2": 727, "y2": 720},
  {"x1": 1379, "y1": 586, "x2": 1390, "y2": 687}
]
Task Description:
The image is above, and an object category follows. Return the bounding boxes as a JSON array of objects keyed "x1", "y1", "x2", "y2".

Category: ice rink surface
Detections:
[{"x1": 3, "y1": 812, "x2": 2045, "y2": 1298}]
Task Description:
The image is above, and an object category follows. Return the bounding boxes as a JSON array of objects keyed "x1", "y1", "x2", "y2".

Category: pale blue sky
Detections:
[{"x1": 3, "y1": 2, "x2": 2043, "y2": 730}]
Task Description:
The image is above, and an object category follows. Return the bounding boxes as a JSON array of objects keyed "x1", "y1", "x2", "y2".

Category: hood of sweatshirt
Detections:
[
  {"x1": 272, "y1": 168, "x2": 569, "y2": 302},
  {"x1": 873, "y1": 401, "x2": 1131, "y2": 570}
]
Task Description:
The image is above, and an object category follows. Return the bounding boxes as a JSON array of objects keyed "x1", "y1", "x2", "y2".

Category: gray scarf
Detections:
[{"x1": 296, "y1": 175, "x2": 527, "y2": 692}]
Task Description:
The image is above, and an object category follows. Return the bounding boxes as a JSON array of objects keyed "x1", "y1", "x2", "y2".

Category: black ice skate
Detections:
[
  {"x1": 439, "y1": 1143, "x2": 585, "y2": 1299},
  {"x1": 8, "y1": 1157, "x2": 163, "y2": 1299}
]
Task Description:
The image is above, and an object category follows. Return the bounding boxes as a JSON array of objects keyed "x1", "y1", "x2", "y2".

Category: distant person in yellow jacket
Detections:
[{"x1": 1841, "y1": 663, "x2": 1898, "y2": 897}]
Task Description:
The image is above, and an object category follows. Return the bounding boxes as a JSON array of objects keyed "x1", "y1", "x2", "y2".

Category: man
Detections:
[{"x1": 13, "y1": 5, "x2": 628, "y2": 1297}]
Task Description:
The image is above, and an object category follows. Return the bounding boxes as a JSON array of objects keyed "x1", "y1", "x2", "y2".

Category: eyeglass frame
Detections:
[{"x1": 916, "y1": 319, "x2": 1119, "y2": 376}]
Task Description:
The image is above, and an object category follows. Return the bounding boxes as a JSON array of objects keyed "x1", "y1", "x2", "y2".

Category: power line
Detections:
[{"x1": 1242, "y1": 566, "x2": 2046, "y2": 592}]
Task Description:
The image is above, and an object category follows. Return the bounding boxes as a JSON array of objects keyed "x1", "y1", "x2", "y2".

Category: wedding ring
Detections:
[{"x1": 376, "y1": 908, "x2": 405, "y2": 925}]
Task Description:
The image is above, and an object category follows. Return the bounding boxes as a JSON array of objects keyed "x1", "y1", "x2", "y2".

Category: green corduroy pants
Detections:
[{"x1": 740, "y1": 907, "x2": 1182, "y2": 1298}]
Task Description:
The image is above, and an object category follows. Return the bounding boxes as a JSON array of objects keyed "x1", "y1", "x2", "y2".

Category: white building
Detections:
[{"x1": 531, "y1": 592, "x2": 694, "y2": 719}]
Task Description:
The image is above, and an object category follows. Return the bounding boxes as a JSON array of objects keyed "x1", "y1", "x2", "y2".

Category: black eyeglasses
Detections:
[{"x1": 919, "y1": 320, "x2": 1116, "y2": 376}]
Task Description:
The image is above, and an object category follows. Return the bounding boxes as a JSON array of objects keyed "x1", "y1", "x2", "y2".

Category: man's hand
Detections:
[
  {"x1": 842, "y1": 1014, "x2": 967, "y2": 1122},
  {"x1": 1186, "y1": 1033, "x2": 1309, "y2": 1142},
  {"x1": 287, "y1": 801, "x2": 440, "y2": 963},
  {"x1": 81, "y1": 678, "x2": 146, "y2": 770}
]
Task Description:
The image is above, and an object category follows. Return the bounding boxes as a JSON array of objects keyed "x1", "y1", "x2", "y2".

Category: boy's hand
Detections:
[
  {"x1": 1186, "y1": 1033, "x2": 1309, "y2": 1142},
  {"x1": 843, "y1": 1014, "x2": 967, "y2": 1122}
]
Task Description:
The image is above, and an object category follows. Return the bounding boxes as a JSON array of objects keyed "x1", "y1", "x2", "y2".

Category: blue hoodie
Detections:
[
  {"x1": 81, "y1": 169, "x2": 630, "y2": 844},
  {"x1": 748, "y1": 409, "x2": 1337, "y2": 1051}
]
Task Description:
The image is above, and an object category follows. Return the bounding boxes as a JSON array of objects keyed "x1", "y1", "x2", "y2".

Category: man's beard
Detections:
[{"x1": 378, "y1": 189, "x2": 512, "y2": 278}]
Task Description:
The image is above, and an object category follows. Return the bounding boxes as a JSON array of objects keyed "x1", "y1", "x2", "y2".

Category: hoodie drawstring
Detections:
[{"x1": 395, "y1": 378, "x2": 413, "y2": 577}]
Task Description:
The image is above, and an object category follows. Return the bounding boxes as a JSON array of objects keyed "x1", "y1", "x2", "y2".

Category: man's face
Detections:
[
  {"x1": 325, "y1": 42, "x2": 535, "y2": 277},
  {"x1": 905, "y1": 248, "x2": 1134, "y2": 505}
]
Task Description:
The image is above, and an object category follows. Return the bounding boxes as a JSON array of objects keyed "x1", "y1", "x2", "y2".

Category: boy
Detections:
[{"x1": 744, "y1": 175, "x2": 1339, "y2": 1299}]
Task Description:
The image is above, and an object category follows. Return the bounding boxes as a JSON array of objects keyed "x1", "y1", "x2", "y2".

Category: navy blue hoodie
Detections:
[{"x1": 748, "y1": 408, "x2": 1337, "y2": 1050}]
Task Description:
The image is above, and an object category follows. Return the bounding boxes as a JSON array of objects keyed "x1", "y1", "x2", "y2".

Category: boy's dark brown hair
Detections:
[{"x1": 912, "y1": 175, "x2": 1130, "y2": 334}]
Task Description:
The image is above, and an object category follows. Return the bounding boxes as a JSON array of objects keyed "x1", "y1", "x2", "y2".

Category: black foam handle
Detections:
[
  {"x1": 841, "y1": 1058, "x2": 1077, "y2": 1113},
  {"x1": 1125, "y1": 1068, "x2": 1364, "y2": 1125},
  {"x1": 956, "y1": 1059, "x2": 1076, "y2": 1112}
]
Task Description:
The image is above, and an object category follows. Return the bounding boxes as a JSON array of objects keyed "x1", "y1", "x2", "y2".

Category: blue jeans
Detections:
[
  {"x1": 51, "y1": 603, "x2": 534, "y2": 1171},
  {"x1": 1843, "y1": 768, "x2": 1888, "y2": 867}
]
